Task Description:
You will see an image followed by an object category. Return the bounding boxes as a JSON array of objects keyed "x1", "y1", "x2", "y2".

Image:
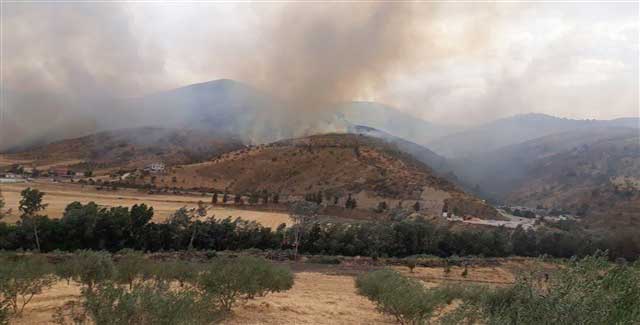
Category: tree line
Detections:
[{"x1": 0, "y1": 188, "x2": 637, "y2": 261}]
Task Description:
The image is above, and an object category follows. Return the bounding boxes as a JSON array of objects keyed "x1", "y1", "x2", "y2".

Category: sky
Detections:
[{"x1": 1, "y1": 1, "x2": 638, "y2": 130}]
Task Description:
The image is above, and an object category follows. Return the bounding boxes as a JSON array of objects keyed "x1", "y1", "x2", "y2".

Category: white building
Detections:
[{"x1": 144, "y1": 162, "x2": 165, "y2": 173}]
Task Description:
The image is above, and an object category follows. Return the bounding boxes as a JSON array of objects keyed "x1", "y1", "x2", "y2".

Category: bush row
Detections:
[
  {"x1": 0, "y1": 251, "x2": 294, "y2": 324},
  {"x1": 357, "y1": 253, "x2": 640, "y2": 325}
]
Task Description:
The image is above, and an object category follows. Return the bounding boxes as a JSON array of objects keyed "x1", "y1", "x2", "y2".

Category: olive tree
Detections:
[
  {"x1": 0, "y1": 254, "x2": 55, "y2": 316},
  {"x1": 356, "y1": 269, "x2": 453, "y2": 324},
  {"x1": 67, "y1": 250, "x2": 116, "y2": 293},
  {"x1": 197, "y1": 256, "x2": 294, "y2": 312}
]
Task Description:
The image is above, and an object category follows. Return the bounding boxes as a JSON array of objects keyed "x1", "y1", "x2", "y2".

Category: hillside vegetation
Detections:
[
  {"x1": 152, "y1": 133, "x2": 498, "y2": 219},
  {"x1": 2, "y1": 127, "x2": 244, "y2": 170}
]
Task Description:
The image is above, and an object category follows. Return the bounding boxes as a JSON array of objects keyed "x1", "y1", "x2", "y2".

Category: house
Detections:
[
  {"x1": 144, "y1": 162, "x2": 165, "y2": 173},
  {"x1": 49, "y1": 168, "x2": 74, "y2": 177}
]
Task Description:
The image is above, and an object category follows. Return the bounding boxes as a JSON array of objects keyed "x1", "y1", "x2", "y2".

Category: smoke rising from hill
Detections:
[
  {"x1": 2, "y1": 3, "x2": 634, "y2": 151},
  {"x1": 230, "y1": 3, "x2": 497, "y2": 139}
]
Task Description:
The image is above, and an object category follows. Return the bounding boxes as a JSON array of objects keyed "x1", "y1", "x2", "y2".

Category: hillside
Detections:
[
  {"x1": 450, "y1": 127, "x2": 639, "y2": 229},
  {"x1": 504, "y1": 129, "x2": 640, "y2": 227},
  {"x1": 1, "y1": 127, "x2": 244, "y2": 171},
  {"x1": 347, "y1": 125, "x2": 451, "y2": 175},
  {"x1": 428, "y1": 113, "x2": 639, "y2": 158},
  {"x1": 338, "y1": 102, "x2": 457, "y2": 145},
  {"x1": 143, "y1": 133, "x2": 499, "y2": 219}
]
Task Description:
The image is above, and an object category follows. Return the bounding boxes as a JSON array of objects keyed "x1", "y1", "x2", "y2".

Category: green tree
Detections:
[
  {"x1": 0, "y1": 254, "x2": 55, "y2": 316},
  {"x1": 69, "y1": 250, "x2": 116, "y2": 293},
  {"x1": 356, "y1": 269, "x2": 453, "y2": 324},
  {"x1": 19, "y1": 188, "x2": 48, "y2": 251},
  {"x1": 197, "y1": 256, "x2": 293, "y2": 312},
  {"x1": 0, "y1": 189, "x2": 5, "y2": 220},
  {"x1": 443, "y1": 253, "x2": 640, "y2": 325},
  {"x1": 114, "y1": 249, "x2": 145, "y2": 289}
]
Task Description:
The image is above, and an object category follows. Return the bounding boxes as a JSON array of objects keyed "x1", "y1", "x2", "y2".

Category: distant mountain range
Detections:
[{"x1": 427, "y1": 113, "x2": 639, "y2": 158}]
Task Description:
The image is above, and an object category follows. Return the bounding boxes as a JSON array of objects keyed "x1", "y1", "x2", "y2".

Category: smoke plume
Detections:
[{"x1": 1, "y1": 2, "x2": 500, "y2": 150}]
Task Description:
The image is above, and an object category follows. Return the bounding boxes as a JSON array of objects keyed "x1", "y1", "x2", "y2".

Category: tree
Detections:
[
  {"x1": 0, "y1": 189, "x2": 5, "y2": 221},
  {"x1": 127, "y1": 204, "x2": 154, "y2": 248},
  {"x1": 84, "y1": 170, "x2": 93, "y2": 178},
  {"x1": 376, "y1": 201, "x2": 388, "y2": 213},
  {"x1": 356, "y1": 269, "x2": 453, "y2": 324},
  {"x1": 68, "y1": 250, "x2": 116, "y2": 293},
  {"x1": 404, "y1": 259, "x2": 417, "y2": 273},
  {"x1": 288, "y1": 201, "x2": 320, "y2": 260},
  {"x1": 0, "y1": 255, "x2": 55, "y2": 316},
  {"x1": 197, "y1": 256, "x2": 293, "y2": 312},
  {"x1": 168, "y1": 207, "x2": 197, "y2": 250},
  {"x1": 345, "y1": 194, "x2": 357, "y2": 209},
  {"x1": 114, "y1": 249, "x2": 145, "y2": 289},
  {"x1": 212, "y1": 193, "x2": 218, "y2": 205},
  {"x1": 19, "y1": 188, "x2": 48, "y2": 251},
  {"x1": 413, "y1": 201, "x2": 420, "y2": 212},
  {"x1": 222, "y1": 192, "x2": 228, "y2": 203}
]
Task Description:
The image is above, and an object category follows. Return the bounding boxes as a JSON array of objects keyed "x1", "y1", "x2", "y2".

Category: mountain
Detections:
[
  {"x1": 337, "y1": 101, "x2": 458, "y2": 145},
  {"x1": 428, "y1": 113, "x2": 640, "y2": 158},
  {"x1": 504, "y1": 128, "x2": 639, "y2": 219},
  {"x1": 347, "y1": 125, "x2": 451, "y2": 175},
  {"x1": 1, "y1": 127, "x2": 244, "y2": 171},
  {"x1": 137, "y1": 133, "x2": 499, "y2": 219},
  {"x1": 113, "y1": 79, "x2": 282, "y2": 143},
  {"x1": 114, "y1": 80, "x2": 456, "y2": 145},
  {"x1": 451, "y1": 127, "x2": 639, "y2": 228},
  {"x1": 3, "y1": 79, "x2": 456, "y2": 150}
]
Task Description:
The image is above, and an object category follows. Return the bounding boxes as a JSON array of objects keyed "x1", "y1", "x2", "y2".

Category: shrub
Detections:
[
  {"x1": 442, "y1": 253, "x2": 640, "y2": 325},
  {"x1": 404, "y1": 258, "x2": 417, "y2": 273},
  {"x1": 0, "y1": 254, "x2": 55, "y2": 316},
  {"x1": 55, "y1": 282, "x2": 219, "y2": 325},
  {"x1": 145, "y1": 260, "x2": 200, "y2": 288},
  {"x1": 68, "y1": 250, "x2": 116, "y2": 292},
  {"x1": 114, "y1": 249, "x2": 146, "y2": 289},
  {"x1": 197, "y1": 256, "x2": 294, "y2": 311},
  {"x1": 307, "y1": 255, "x2": 341, "y2": 265},
  {"x1": 356, "y1": 269, "x2": 453, "y2": 324},
  {"x1": 0, "y1": 301, "x2": 8, "y2": 325}
]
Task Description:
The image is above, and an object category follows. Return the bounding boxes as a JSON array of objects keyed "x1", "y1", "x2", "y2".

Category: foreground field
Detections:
[
  {"x1": 0, "y1": 181, "x2": 291, "y2": 228},
  {"x1": 11, "y1": 261, "x2": 523, "y2": 325}
]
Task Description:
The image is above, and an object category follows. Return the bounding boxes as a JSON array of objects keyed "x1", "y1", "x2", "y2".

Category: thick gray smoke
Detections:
[
  {"x1": 231, "y1": 3, "x2": 496, "y2": 139},
  {"x1": 0, "y1": 3, "x2": 167, "y2": 150},
  {"x1": 0, "y1": 3, "x2": 499, "y2": 150}
]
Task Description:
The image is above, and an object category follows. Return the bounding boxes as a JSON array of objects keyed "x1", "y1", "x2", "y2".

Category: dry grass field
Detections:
[
  {"x1": 9, "y1": 261, "x2": 528, "y2": 325},
  {"x1": 0, "y1": 181, "x2": 291, "y2": 229}
]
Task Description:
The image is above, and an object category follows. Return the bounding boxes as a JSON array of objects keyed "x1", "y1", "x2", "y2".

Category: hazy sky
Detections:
[{"x1": 1, "y1": 2, "x2": 638, "y2": 126}]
